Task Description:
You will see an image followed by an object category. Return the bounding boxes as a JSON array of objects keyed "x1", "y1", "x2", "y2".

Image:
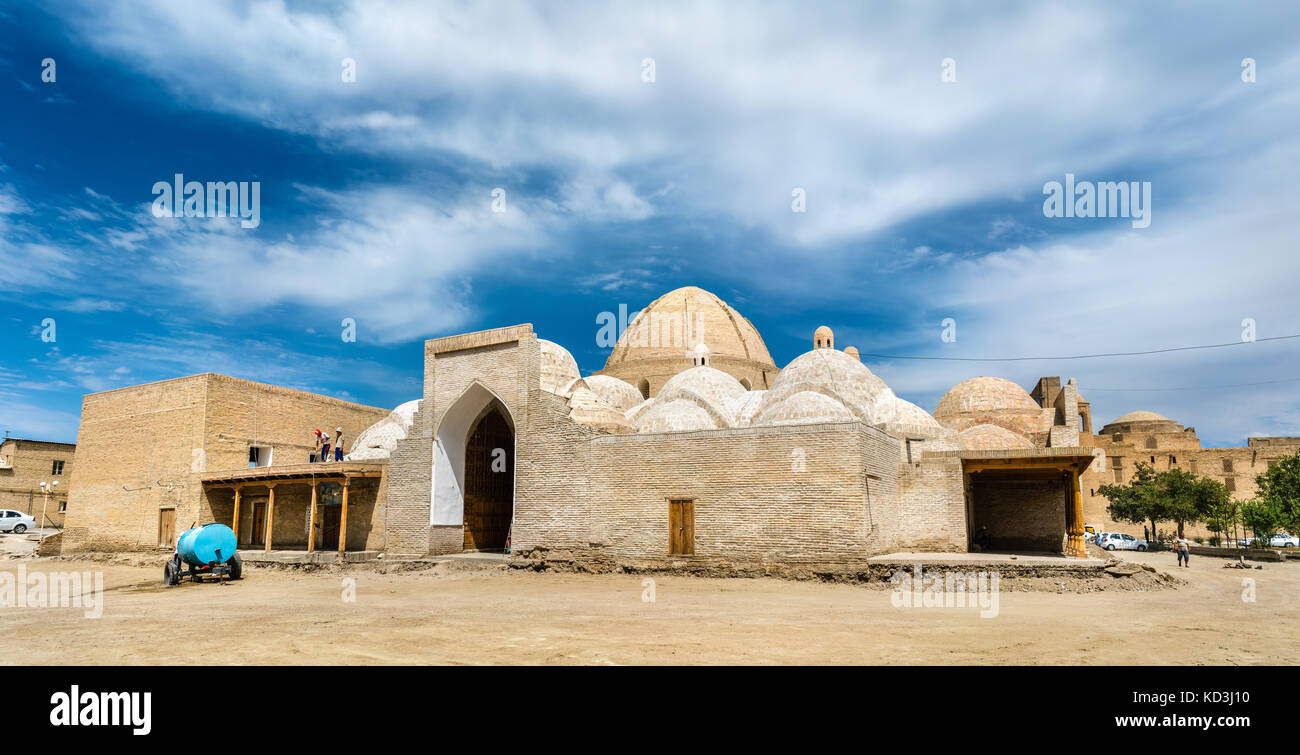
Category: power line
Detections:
[
  {"x1": 1088, "y1": 376, "x2": 1300, "y2": 393},
  {"x1": 858, "y1": 333, "x2": 1300, "y2": 363}
]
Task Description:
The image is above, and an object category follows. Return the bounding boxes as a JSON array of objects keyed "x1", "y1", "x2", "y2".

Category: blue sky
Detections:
[{"x1": 2, "y1": 1, "x2": 1299, "y2": 447}]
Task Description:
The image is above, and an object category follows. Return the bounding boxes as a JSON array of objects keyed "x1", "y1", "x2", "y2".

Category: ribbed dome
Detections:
[
  {"x1": 957, "y1": 423, "x2": 1035, "y2": 450},
  {"x1": 933, "y1": 376, "x2": 1040, "y2": 421},
  {"x1": 539, "y1": 339, "x2": 581, "y2": 395},
  {"x1": 758, "y1": 348, "x2": 898, "y2": 425},
  {"x1": 604, "y1": 286, "x2": 774, "y2": 369}
]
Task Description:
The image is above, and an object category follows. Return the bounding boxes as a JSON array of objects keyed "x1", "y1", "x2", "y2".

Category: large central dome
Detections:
[{"x1": 599, "y1": 286, "x2": 777, "y2": 398}]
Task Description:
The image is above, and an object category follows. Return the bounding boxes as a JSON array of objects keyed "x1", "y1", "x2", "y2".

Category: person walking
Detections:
[
  {"x1": 1175, "y1": 532, "x2": 1192, "y2": 567},
  {"x1": 1143, "y1": 525, "x2": 1149, "y2": 542},
  {"x1": 320, "y1": 429, "x2": 331, "y2": 463},
  {"x1": 334, "y1": 427, "x2": 344, "y2": 461}
]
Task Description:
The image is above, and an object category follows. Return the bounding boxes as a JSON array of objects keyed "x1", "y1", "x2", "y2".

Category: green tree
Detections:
[
  {"x1": 1097, "y1": 462, "x2": 1228, "y2": 543},
  {"x1": 1204, "y1": 497, "x2": 1240, "y2": 547},
  {"x1": 1162, "y1": 469, "x2": 1230, "y2": 537},
  {"x1": 1098, "y1": 462, "x2": 1161, "y2": 541},
  {"x1": 1241, "y1": 498, "x2": 1284, "y2": 546},
  {"x1": 1253, "y1": 450, "x2": 1300, "y2": 534}
]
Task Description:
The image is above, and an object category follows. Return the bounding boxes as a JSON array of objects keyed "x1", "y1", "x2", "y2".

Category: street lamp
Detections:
[{"x1": 38, "y1": 480, "x2": 58, "y2": 531}]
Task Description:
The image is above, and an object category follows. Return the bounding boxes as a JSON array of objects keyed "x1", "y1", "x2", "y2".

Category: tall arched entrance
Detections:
[{"x1": 462, "y1": 405, "x2": 514, "y2": 550}]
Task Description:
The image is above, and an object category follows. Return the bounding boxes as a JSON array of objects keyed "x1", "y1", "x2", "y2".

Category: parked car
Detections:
[
  {"x1": 0, "y1": 509, "x2": 36, "y2": 534},
  {"x1": 1267, "y1": 533, "x2": 1298, "y2": 548},
  {"x1": 1084, "y1": 524, "x2": 1098, "y2": 542},
  {"x1": 1097, "y1": 532, "x2": 1148, "y2": 551}
]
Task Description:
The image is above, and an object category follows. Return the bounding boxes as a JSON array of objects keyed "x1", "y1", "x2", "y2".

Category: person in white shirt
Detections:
[{"x1": 1175, "y1": 534, "x2": 1191, "y2": 567}]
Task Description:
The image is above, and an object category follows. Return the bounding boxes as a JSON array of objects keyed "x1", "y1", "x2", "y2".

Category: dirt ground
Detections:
[{"x1": 1, "y1": 549, "x2": 1295, "y2": 665}]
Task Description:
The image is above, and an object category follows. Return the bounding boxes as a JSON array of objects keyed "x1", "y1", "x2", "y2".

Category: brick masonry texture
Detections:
[{"x1": 60, "y1": 374, "x2": 387, "y2": 553}]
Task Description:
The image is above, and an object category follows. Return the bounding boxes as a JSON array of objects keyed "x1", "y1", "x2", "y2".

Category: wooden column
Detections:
[
  {"x1": 232, "y1": 484, "x2": 242, "y2": 543},
  {"x1": 264, "y1": 483, "x2": 277, "y2": 553},
  {"x1": 338, "y1": 477, "x2": 350, "y2": 555},
  {"x1": 1066, "y1": 468, "x2": 1087, "y2": 558},
  {"x1": 307, "y1": 481, "x2": 318, "y2": 553}
]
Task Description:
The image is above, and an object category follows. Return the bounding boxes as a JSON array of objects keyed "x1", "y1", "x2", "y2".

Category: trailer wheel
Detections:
[
  {"x1": 228, "y1": 551, "x2": 243, "y2": 580},
  {"x1": 163, "y1": 560, "x2": 179, "y2": 586}
]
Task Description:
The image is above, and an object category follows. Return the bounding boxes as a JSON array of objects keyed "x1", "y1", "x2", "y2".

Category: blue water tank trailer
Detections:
[{"x1": 164, "y1": 523, "x2": 243, "y2": 586}]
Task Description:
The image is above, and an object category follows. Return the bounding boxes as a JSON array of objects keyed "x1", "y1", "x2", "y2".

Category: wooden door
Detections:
[
  {"x1": 321, "y1": 506, "x2": 341, "y2": 550},
  {"x1": 463, "y1": 409, "x2": 514, "y2": 550},
  {"x1": 668, "y1": 499, "x2": 694, "y2": 555},
  {"x1": 250, "y1": 502, "x2": 266, "y2": 546},
  {"x1": 157, "y1": 508, "x2": 176, "y2": 548}
]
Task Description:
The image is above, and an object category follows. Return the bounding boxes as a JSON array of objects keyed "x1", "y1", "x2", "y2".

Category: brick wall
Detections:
[
  {"x1": 972, "y1": 477, "x2": 1067, "y2": 552},
  {"x1": 0, "y1": 438, "x2": 76, "y2": 527},
  {"x1": 61, "y1": 374, "x2": 387, "y2": 553}
]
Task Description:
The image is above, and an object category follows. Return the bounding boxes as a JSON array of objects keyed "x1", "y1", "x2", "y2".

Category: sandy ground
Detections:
[{"x1": 0, "y1": 549, "x2": 1295, "y2": 665}]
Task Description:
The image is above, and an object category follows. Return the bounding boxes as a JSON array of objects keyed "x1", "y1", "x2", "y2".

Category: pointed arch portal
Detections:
[{"x1": 432, "y1": 382, "x2": 516, "y2": 551}]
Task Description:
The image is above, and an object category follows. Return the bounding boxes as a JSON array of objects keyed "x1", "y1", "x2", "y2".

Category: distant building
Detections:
[
  {"x1": 1080, "y1": 411, "x2": 1300, "y2": 540},
  {"x1": 60, "y1": 374, "x2": 388, "y2": 553},
  {"x1": 0, "y1": 437, "x2": 75, "y2": 527}
]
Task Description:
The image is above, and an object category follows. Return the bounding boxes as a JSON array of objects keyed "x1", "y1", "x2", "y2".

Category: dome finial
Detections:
[{"x1": 814, "y1": 325, "x2": 834, "y2": 350}]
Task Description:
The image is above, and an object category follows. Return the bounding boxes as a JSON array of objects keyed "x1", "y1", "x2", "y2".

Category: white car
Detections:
[
  {"x1": 1097, "y1": 532, "x2": 1148, "y2": 551},
  {"x1": 1268, "y1": 533, "x2": 1298, "y2": 548},
  {"x1": 0, "y1": 509, "x2": 36, "y2": 534}
]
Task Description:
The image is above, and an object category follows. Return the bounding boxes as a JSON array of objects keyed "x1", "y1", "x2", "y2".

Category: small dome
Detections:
[
  {"x1": 814, "y1": 325, "x2": 834, "y2": 350},
  {"x1": 754, "y1": 391, "x2": 856, "y2": 426},
  {"x1": 346, "y1": 400, "x2": 421, "y2": 460},
  {"x1": 934, "y1": 376, "x2": 1040, "y2": 421},
  {"x1": 692, "y1": 342, "x2": 711, "y2": 366},
  {"x1": 657, "y1": 366, "x2": 747, "y2": 414},
  {"x1": 843, "y1": 346, "x2": 860, "y2": 361},
  {"x1": 891, "y1": 397, "x2": 942, "y2": 429},
  {"x1": 567, "y1": 386, "x2": 635, "y2": 434},
  {"x1": 759, "y1": 348, "x2": 897, "y2": 425},
  {"x1": 1110, "y1": 410, "x2": 1171, "y2": 424},
  {"x1": 726, "y1": 390, "x2": 767, "y2": 426},
  {"x1": 539, "y1": 339, "x2": 581, "y2": 395},
  {"x1": 957, "y1": 423, "x2": 1035, "y2": 450},
  {"x1": 633, "y1": 398, "x2": 722, "y2": 434},
  {"x1": 582, "y1": 375, "x2": 644, "y2": 412}
]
